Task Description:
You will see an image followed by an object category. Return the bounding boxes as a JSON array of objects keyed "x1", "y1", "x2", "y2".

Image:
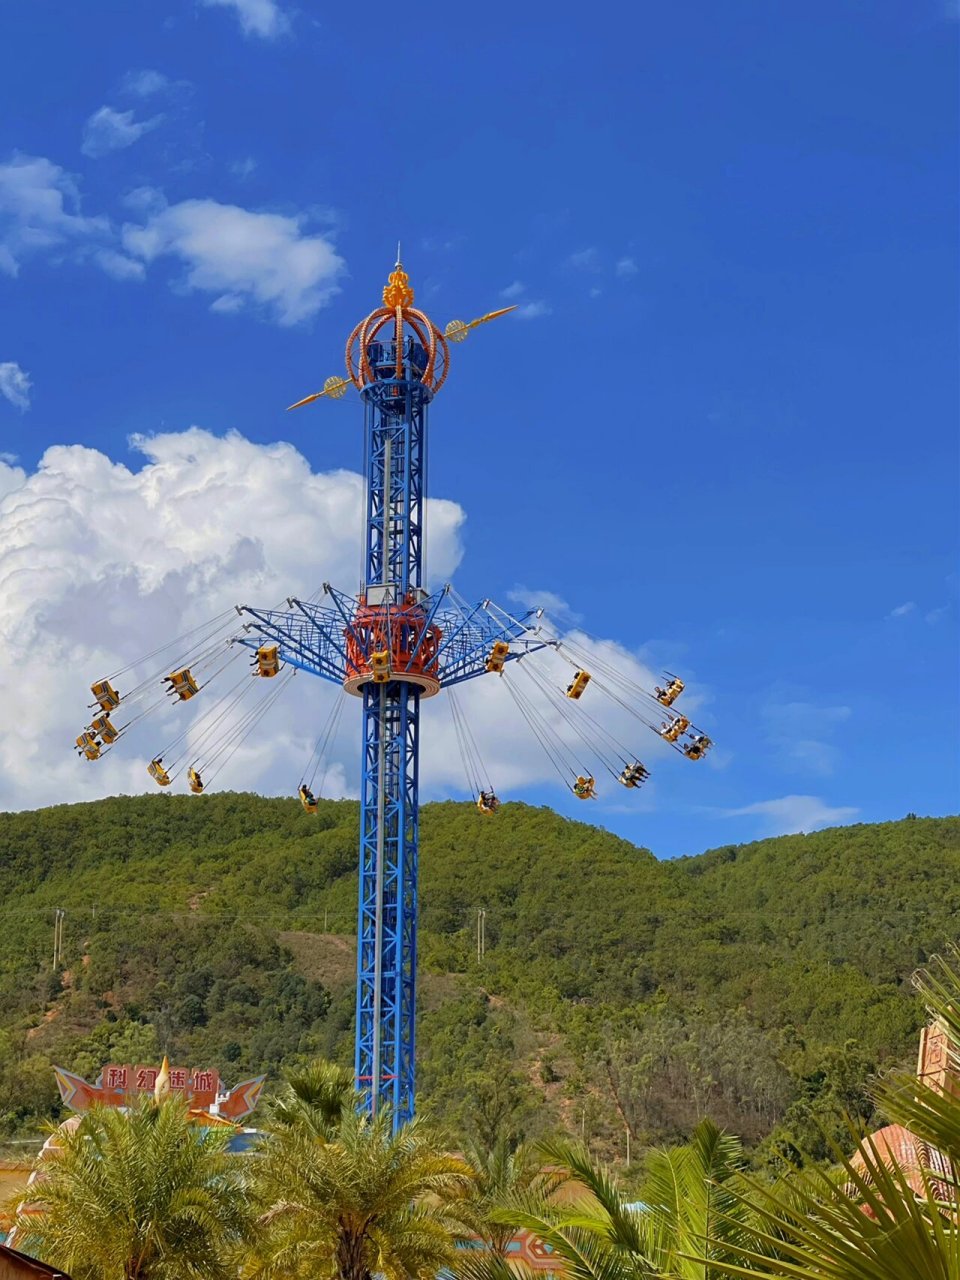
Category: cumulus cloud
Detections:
[
  {"x1": 888, "y1": 601, "x2": 915, "y2": 618},
  {"x1": 122, "y1": 199, "x2": 346, "y2": 324},
  {"x1": 81, "y1": 106, "x2": 164, "y2": 159},
  {"x1": 199, "y1": 0, "x2": 291, "y2": 39},
  {"x1": 0, "y1": 362, "x2": 32, "y2": 411},
  {"x1": 0, "y1": 428, "x2": 697, "y2": 816},
  {"x1": 94, "y1": 249, "x2": 146, "y2": 281},
  {"x1": 0, "y1": 153, "x2": 108, "y2": 276},
  {"x1": 0, "y1": 429, "x2": 464, "y2": 811},
  {"x1": 0, "y1": 156, "x2": 345, "y2": 321},
  {"x1": 500, "y1": 281, "x2": 525, "y2": 300},
  {"x1": 723, "y1": 795, "x2": 858, "y2": 836},
  {"x1": 616, "y1": 256, "x2": 638, "y2": 277}
]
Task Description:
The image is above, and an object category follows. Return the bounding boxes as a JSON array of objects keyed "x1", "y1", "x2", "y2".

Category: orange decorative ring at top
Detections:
[{"x1": 344, "y1": 260, "x2": 450, "y2": 395}]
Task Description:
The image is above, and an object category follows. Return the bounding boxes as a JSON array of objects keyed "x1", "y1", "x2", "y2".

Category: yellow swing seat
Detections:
[
  {"x1": 148, "y1": 759, "x2": 171, "y2": 787},
  {"x1": 75, "y1": 731, "x2": 101, "y2": 761},
  {"x1": 298, "y1": 785, "x2": 319, "y2": 814}
]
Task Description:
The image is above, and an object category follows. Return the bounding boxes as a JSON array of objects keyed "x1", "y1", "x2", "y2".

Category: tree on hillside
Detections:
[
  {"x1": 247, "y1": 1105, "x2": 476, "y2": 1280},
  {"x1": 8, "y1": 1095, "x2": 252, "y2": 1280}
]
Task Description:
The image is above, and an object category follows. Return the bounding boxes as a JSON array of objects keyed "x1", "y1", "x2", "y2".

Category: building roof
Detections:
[{"x1": 0, "y1": 1244, "x2": 71, "y2": 1279}]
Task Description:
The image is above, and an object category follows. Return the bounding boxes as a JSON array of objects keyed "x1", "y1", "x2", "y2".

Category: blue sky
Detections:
[{"x1": 0, "y1": 0, "x2": 956, "y2": 858}]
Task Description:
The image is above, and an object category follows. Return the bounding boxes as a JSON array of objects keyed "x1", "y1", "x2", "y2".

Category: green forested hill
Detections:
[{"x1": 0, "y1": 795, "x2": 957, "y2": 1171}]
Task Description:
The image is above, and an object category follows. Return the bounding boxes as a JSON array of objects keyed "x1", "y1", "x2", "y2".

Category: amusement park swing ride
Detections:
[{"x1": 73, "y1": 258, "x2": 714, "y2": 1129}]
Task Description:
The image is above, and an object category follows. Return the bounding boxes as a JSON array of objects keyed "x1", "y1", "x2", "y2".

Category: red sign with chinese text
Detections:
[{"x1": 102, "y1": 1064, "x2": 221, "y2": 1106}]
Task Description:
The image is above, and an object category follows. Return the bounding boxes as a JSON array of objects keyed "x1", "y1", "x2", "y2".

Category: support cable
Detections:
[
  {"x1": 203, "y1": 671, "x2": 297, "y2": 785},
  {"x1": 517, "y1": 659, "x2": 626, "y2": 780},
  {"x1": 500, "y1": 669, "x2": 583, "y2": 788},
  {"x1": 301, "y1": 693, "x2": 346, "y2": 792},
  {"x1": 447, "y1": 687, "x2": 492, "y2": 797}
]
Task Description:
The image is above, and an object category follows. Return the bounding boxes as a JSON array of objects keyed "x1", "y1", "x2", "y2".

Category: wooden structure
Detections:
[{"x1": 0, "y1": 1244, "x2": 70, "y2": 1279}]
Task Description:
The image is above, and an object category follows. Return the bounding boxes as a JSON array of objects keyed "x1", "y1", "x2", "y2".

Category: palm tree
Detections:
[
  {"x1": 453, "y1": 1134, "x2": 659, "y2": 1280},
  {"x1": 453, "y1": 1123, "x2": 763, "y2": 1280},
  {"x1": 637, "y1": 1120, "x2": 762, "y2": 1277},
  {"x1": 8, "y1": 1095, "x2": 252, "y2": 1280},
  {"x1": 461, "y1": 1137, "x2": 560, "y2": 1259},
  {"x1": 263, "y1": 1059, "x2": 357, "y2": 1140},
  {"x1": 247, "y1": 1105, "x2": 477, "y2": 1280}
]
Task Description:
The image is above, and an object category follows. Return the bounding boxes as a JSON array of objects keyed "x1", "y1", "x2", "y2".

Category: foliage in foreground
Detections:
[
  {"x1": 14, "y1": 938, "x2": 960, "y2": 1280},
  {"x1": 453, "y1": 950, "x2": 960, "y2": 1280},
  {"x1": 9, "y1": 1094, "x2": 251, "y2": 1280},
  {"x1": 246, "y1": 1106, "x2": 476, "y2": 1280}
]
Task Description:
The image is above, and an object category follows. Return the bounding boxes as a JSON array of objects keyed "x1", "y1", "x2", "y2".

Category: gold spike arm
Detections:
[
  {"x1": 287, "y1": 391, "x2": 323, "y2": 411},
  {"x1": 444, "y1": 305, "x2": 518, "y2": 343},
  {"x1": 286, "y1": 375, "x2": 351, "y2": 411},
  {"x1": 465, "y1": 304, "x2": 518, "y2": 330}
]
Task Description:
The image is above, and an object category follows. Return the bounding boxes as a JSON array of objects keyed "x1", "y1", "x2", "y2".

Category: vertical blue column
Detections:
[
  {"x1": 354, "y1": 680, "x2": 419, "y2": 1125},
  {"x1": 354, "y1": 340, "x2": 428, "y2": 1128}
]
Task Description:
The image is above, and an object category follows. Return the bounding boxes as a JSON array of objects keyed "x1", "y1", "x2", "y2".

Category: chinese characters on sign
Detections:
[{"x1": 101, "y1": 1065, "x2": 221, "y2": 1100}]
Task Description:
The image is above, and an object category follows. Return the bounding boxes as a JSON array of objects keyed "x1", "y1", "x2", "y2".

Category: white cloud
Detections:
[
  {"x1": 199, "y1": 0, "x2": 291, "y2": 39},
  {"x1": 0, "y1": 153, "x2": 108, "y2": 275},
  {"x1": 81, "y1": 106, "x2": 164, "y2": 159},
  {"x1": 723, "y1": 795, "x2": 858, "y2": 836},
  {"x1": 888, "y1": 601, "x2": 915, "y2": 618},
  {"x1": 506, "y1": 585, "x2": 581, "y2": 624},
  {"x1": 122, "y1": 186, "x2": 166, "y2": 214},
  {"x1": 0, "y1": 428, "x2": 704, "y2": 816},
  {"x1": 0, "y1": 429, "x2": 463, "y2": 812},
  {"x1": 122, "y1": 199, "x2": 346, "y2": 324},
  {"x1": 0, "y1": 456, "x2": 26, "y2": 501},
  {"x1": 514, "y1": 300, "x2": 551, "y2": 320},
  {"x1": 500, "y1": 280, "x2": 525, "y2": 300},
  {"x1": 0, "y1": 362, "x2": 32, "y2": 412},
  {"x1": 616, "y1": 256, "x2": 638, "y2": 277},
  {"x1": 782, "y1": 739, "x2": 838, "y2": 777},
  {"x1": 94, "y1": 249, "x2": 146, "y2": 281},
  {"x1": 926, "y1": 606, "x2": 948, "y2": 624},
  {"x1": 121, "y1": 69, "x2": 170, "y2": 98}
]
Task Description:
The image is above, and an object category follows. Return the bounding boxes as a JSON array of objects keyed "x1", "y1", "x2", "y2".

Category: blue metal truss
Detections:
[
  {"x1": 235, "y1": 332, "x2": 545, "y2": 1129},
  {"x1": 235, "y1": 589, "x2": 537, "y2": 688},
  {"x1": 355, "y1": 680, "x2": 419, "y2": 1123}
]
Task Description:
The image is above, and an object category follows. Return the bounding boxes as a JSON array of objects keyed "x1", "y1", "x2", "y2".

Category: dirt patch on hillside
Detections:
[
  {"x1": 279, "y1": 933, "x2": 461, "y2": 1011},
  {"x1": 279, "y1": 932, "x2": 355, "y2": 992}
]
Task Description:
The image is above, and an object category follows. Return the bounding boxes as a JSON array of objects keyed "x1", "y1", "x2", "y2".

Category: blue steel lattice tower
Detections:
[{"x1": 239, "y1": 261, "x2": 529, "y2": 1128}]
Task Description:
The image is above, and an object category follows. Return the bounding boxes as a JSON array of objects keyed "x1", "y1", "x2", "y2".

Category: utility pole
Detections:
[
  {"x1": 52, "y1": 909, "x2": 64, "y2": 969},
  {"x1": 476, "y1": 907, "x2": 486, "y2": 963}
]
